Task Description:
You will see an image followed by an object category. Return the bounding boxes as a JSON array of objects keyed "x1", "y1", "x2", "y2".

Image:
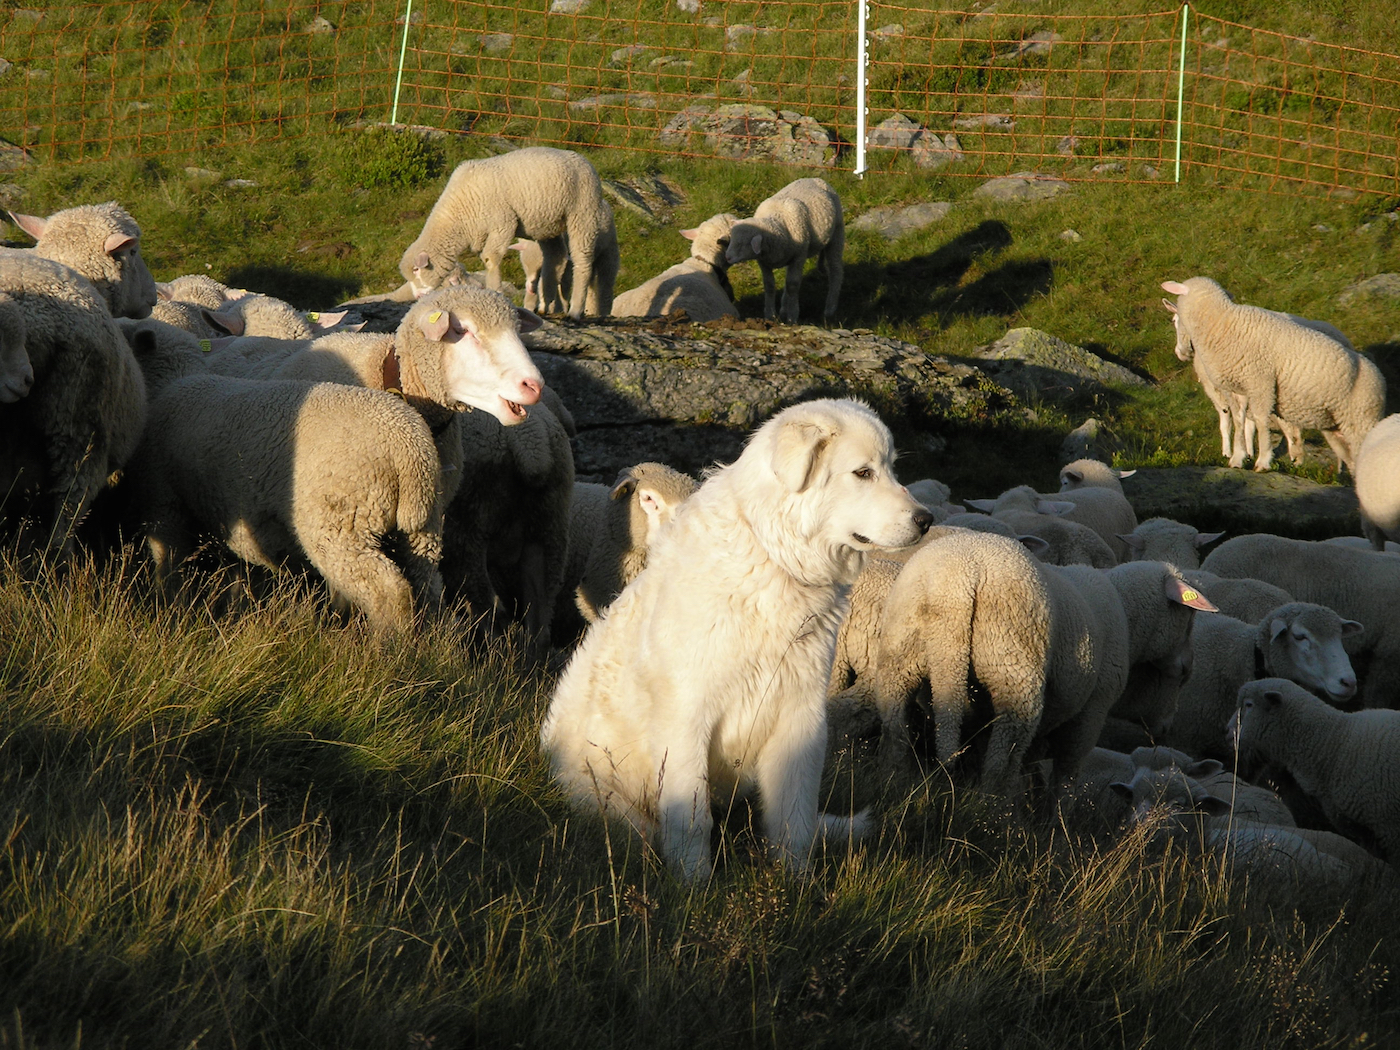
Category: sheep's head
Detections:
[
  {"x1": 611, "y1": 462, "x2": 699, "y2": 548},
  {"x1": 723, "y1": 220, "x2": 765, "y2": 266},
  {"x1": 400, "y1": 246, "x2": 471, "y2": 298},
  {"x1": 683, "y1": 213, "x2": 739, "y2": 270},
  {"x1": 400, "y1": 285, "x2": 544, "y2": 426},
  {"x1": 1259, "y1": 602, "x2": 1362, "y2": 704},
  {"x1": 0, "y1": 295, "x2": 32, "y2": 403},
  {"x1": 10, "y1": 202, "x2": 158, "y2": 320}
]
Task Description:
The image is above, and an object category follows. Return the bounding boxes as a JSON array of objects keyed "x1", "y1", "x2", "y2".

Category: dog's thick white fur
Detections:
[{"x1": 540, "y1": 398, "x2": 933, "y2": 880}]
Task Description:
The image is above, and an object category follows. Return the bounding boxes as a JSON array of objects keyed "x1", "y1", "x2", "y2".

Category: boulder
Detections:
[
  {"x1": 866, "y1": 114, "x2": 964, "y2": 169},
  {"x1": 973, "y1": 172, "x2": 1071, "y2": 202},
  {"x1": 659, "y1": 104, "x2": 836, "y2": 166},
  {"x1": 1126, "y1": 467, "x2": 1360, "y2": 540},
  {"x1": 974, "y1": 328, "x2": 1148, "y2": 404},
  {"x1": 1338, "y1": 273, "x2": 1400, "y2": 306},
  {"x1": 849, "y1": 201, "x2": 953, "y2": 241}
]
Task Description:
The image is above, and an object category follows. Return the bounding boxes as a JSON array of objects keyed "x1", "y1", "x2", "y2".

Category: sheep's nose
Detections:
[
  {"x1": 912, "y1": 508, "x2": 935, "y2": 534},
  {"x1": 1336, "y1": 676, "x2": 1357, "y2": 698},
  {"x1": 517, "y1": 376, "x2": 543, "y2": 405}
]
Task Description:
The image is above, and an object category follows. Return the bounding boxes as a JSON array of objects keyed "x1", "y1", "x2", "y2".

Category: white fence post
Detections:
[
  {"x1": 391, "y1": 0, "x2": 416, "y2": 125},
  {"x1": 855, "y1": 0, "x2": 869, "y2": 178}
]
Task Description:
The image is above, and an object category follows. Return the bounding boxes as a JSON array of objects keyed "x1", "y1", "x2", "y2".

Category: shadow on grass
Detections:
[{"x1": 223, "y1": 264, "x2": 361, "y2": 309}]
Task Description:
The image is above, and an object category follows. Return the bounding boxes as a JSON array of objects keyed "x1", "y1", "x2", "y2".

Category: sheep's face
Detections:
[
  {"x1": 724, "y1": 224, "x2": 764, "y2": 266},
  {"x1": 105, "y1": 233, "x2": 159, "y2": 320},
  {"x1": 414, "y1": 295, "x2": 544, "y2": 425},
  {"x1": 0, "y1": 311, "x2": 32, "y2": 403},
  {"x1": 1270, "y1": 606, "x2": 1362, "y2": 703},
  {"x1": 13, "y1": 203, "x2": 158, "y2": 319}
]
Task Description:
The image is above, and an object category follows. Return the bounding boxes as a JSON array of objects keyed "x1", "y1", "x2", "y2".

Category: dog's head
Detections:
[{"x1": 737, "y1": 399, "x2": 934, "y2": 584}]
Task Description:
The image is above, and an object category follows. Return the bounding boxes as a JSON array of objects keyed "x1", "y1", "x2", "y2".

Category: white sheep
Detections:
[
  {"x1": 507, "y1": 203, "x2": 620, "y2": 317},
  {"x1": 201, "y1": 292, "x2": 351, "y2": 341},
  {"x1": 611, "y1": 213, "x2": 740, "y2": 323},
  {"x1": 1161, "y1": 276, "x2": 1385, "y2": 472},
  {"x1": 1355, "y1": 413, "x2": 1400, "y2": 551},
  {"x1": 399, "y1": 147, "x2": 612, "y2": 320},
  {"x1": 1118, "y1": 519, "x2": 1293, "y2": 620},
  {"x1": 0, "y1": 292, "x2": 31, "y2": 403},
  {"x1": 1119, "y1": 517, "x2": 1223, "y2": 569},
  {"x1": 0, "y1": 249, "x2": 147, "y2": 555},
  {"x1": 1058, "y1": 459, "x2": 1135, "y2": 493},
  {"x1": 565, "y1": 461, "x2": 699, "y2": 625},
  {"x1": 8, "y1": 202, "x2": 158, "y2": 319},
  {"x1": 1229, "y1": 678, "x2": 1400, "y2": 862},
  {"x1": 1163, "y1": 602, "x2": 1362, "y2": 761},
  {"x1": 122, "y1": 324, "x2": 446, "y2": 637},
  {"x1": 1201, "y1": 534, "x2": 1400, "y2": 708},
  {"x1": 964, "y1": 485, "x2": 1116, "y2": 567},
  {"x1": 725, "y1": 177, "x2": 844, "y2": 323},
  {"x1": 158, "y1": 274, "x2": 234, "y2": 308}
]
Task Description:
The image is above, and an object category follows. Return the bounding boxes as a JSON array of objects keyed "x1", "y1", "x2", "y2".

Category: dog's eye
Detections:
[{"x1": 853, "y1": 467, "x2": 873, "y2": 480}]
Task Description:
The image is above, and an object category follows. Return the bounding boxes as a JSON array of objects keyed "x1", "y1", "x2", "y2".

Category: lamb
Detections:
[
  {"x1": 1229, "y1": 678, "x2": 1400, "y2": 861},
  {"x1": 8, "y1": 202, "x2": 158, "y2": 319},
  {"x1": 0, "y1": 293, "x2": 31, "y2": 403},
  {"x1": 1058, "y1": 459, "x2": 1135, "y2": 493},
  {"x1": 611, "y1": 213, "x2": 740, "y2": 322},
  {"x1": 1163, "y1": 602, "x2": 1361, "y2": 761},
  {"x1": 565, "y1": 461, "x2": 698, "y2": 624},
  {"x1": 964, "y1": 486, "x2": 1116, "y2": 567},
  {"x1": 1201, "y1": 534, "x2": 1400, "y2": 707},
  {"x1": 398, "y1": 146, "x2": 612, "y2": 320},
  {"x1": 122, "y1": 322, "x2": 446, "y2": 637},
  {"x1": 1161, "y1": 276, "x2": 1385, "y2": 472},
  {"x1": 507, "y1": 201, "x2": 619, "y2": 317},
  {"x1": 1355, "y1": 413, "x2": 1400, "y2": 551},
  {"x1": 0, "y1": 250, "x2": 147, "y2": 555},
  {"x1": 725, "y1": 177, "x2": 844, "y2": 323}
]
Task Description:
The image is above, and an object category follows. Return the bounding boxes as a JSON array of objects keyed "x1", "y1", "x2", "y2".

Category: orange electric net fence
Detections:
[{"x1": 0, "y1": 1, "x2": 1397, "y2": 198}]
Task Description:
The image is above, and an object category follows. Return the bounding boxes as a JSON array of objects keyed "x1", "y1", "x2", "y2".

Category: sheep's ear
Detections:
[
  {"x1": 1108, "y1": 781, "x2": 1134, "y2": 801},
  {"x1": 155, "y1": 282, "x2": 173, "y2": 302},
  {"x1": 1341, "y1": 619, "x2": 1364, "y2": 636},
  {"x1": 1165, "y1": 575, "x2": 1217, "y2": 611},
  {"x1": 1192, "y1": 792, "x2": 1233, "y2": 817},
  {"x1": 1160, "y1": 297, "x2": 1178, "y2": 314},
  {"x1": 964, "y1": 498, "x2": 997, "y2": 513},
  {"x1": 202, "y1": 308, "x2": 244, "y2": 336},
  {"x1": 1119, "y1": 533, "x2": 1146, "y2": 552},
  {"x1": 1061, "y1": 469, "x2": 1083, "y2": 487},
  {"x1": 418, "y1": 307, "x2": 452, "y2": 342},
  {"x1": 680, "y1": 228, "x2": 699, "y2": 240},
  {"x1": 637, "y1": 487, "x2": 668, "y2": 522},
  {"x1": 508, "y1": 240, "x2": 530, "y2": 253},
  {"x1": 1035, "y1": 499, "x2": 1076, "y2": 516},
  {"x1": 1270, "y1": 617, "x2": 1289, "y2": 641},
  {"x1": 1161, "y1": 280, "x2": 1189, "y2": 295},
  {"x1": 127, "y1": 325, "x2": 159, "y2": 358},
  {"x1": 414, "y1": 251, "x2": 432, "y2": 271},
  {"x1": 304, "y1": 310, "x2": 348, "y2": 330},
  {"x1": 7, "y1": 211, "x2": 46, "y2": 240},
  {"x1": 1194, "y1": 531, "x2": 1225, "y2": 547},
  {"x1": 514, "y1": 307, "x2": 544, "y2": 334},
  {"x1": 1017, "y1": 535, "x2": 1050, "y2": 558},
  {"x1": 1117, "y1": 468, "x2": 1136, "y2": 480},
  {"x1": 771, "y1": 420, "x2": 832, "y2": 493},
  {"x1": 1185, "y1": 759, "x2": 1225, "y2": 777},
  {"x1": 104, "y1": 232, "x2": 137, "y2": 256},
  {"x1": 609, "y1": 475, "x2": 638, "y2": 501},
  {"x1": 1262, "y1": 689, "x2": 1284, "y2": 708},
  {"x1": 749, "y1": 233, "x2": 763, "y2": 254}
]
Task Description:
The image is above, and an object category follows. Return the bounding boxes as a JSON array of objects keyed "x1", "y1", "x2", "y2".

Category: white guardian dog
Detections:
[{"x1": 540, "y1": 398, "x2": 934, "y2": 880}]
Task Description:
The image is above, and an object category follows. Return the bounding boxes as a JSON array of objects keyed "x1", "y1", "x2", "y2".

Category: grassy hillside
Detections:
[{"x1": 3, "y1": 2, "x2": 1400, "y2": 1047}]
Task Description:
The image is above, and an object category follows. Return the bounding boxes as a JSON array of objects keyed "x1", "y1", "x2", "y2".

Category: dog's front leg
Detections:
[
  {"x1": 656, "y1": 741, "x2": 714, "y2": 882},
  {"x1": 754, "y1": 699, "x2": 828, "y2": 871}
]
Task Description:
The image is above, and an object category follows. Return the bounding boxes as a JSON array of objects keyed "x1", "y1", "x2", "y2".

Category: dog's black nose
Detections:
[{"x1": 912, "y1": 508, "x2": 935, "y2": 534}]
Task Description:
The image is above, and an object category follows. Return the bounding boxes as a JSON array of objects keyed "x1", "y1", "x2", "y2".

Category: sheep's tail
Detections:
[{"x1": 920, "y1": 578, "x2": 977, "y2": 768}]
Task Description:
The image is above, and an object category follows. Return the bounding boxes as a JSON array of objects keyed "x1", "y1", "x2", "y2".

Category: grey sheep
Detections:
[
  {"x1": 964, "y1": 485, "x2": 1116, "y2": 567},
  {"x1": 0, "y1": 249, "x2": 147, "y2": 555},
  {"x1": 8, "y1": 202, "x2": 157, "y2": 319},
  {"x1": 0, "y1": 292, "x2": 31, "y2": 403},
  {"x1": 1119, "y1": 517, "x2": 1223, "y2": 569},
  {"x1": 1162, "y1": 276, "x2": 1384, "y2": 473},
  {"x1": 611, "y1": 213, "x2": 740, "y2": 322},
  {"x1": 399, "y1": 147, "x2": 612, "y2": 320},
  {"x1": 1163, "y1": 602, "x2": 1362, "y2": 762},
  {"x1": 1202, "y1": 534, "x2": 1400, "y2": 707},
  {"x1": 122, "y1": 322, "x2": 446, "y2": 637},
  {"x1": 725, "y1": 177, "x2": 844, "y2": 323}
]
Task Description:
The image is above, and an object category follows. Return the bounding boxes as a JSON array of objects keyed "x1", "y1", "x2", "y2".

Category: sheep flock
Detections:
[{"x1": 3, "y1": 145, "x2": 1398, "y2": 904}]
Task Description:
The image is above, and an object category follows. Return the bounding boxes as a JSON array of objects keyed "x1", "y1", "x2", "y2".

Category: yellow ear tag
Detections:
[
  {"x1": 428, "y1": 310, "x2": 443, "y2": 323},
  {"x1": 307, "y1": 312, "x2": 320, "y2": 322},
  {"x1": 199, "y1": 339, "x2": 211, "y2": 352},
  {"x1": 1181, "y1": 589, "x2": 1199, "y2": 602}
]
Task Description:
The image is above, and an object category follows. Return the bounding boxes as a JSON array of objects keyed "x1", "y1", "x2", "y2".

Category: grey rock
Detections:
[
  {"x1": 1091, "y1": 161, "x2": 1126, "y2": 174},
  {"x1": 872, "y1": 23, "x2": 904, "y2": 41},
  {"x1": 305, "y1": 16, "x2": 335, "y2": 34},
  {"x1": 974, "y1": 327, "x2": 1147, "y2": 404},
  {"x1": 223, "y1": 179, "x2": 257, "y2": 189},
  {"x1": 549, "y1": 0, "x2": 590, "y2": 11},
  {"x1": 866, "y1": 114, "x2": 963, "y2": 169},
  {"x1": 1017, "y1": 30, "x2": 1062, "y2": 55},
  {"x1": 1059, "y1": 228, "x2": 1082, "y2": 242},
  {"x1": 650, "y1": 56, "x2": 693, "y2": 69},
  {"x1": 0, "y1": 58, "x2": 11, "y2": 76},
  {"x1": 0, "y1": 144, "x2": 31, "y2": 171},
  {"x1": 660, "y1": 103, "x2": 836, "y2": 166},
  {"x1": 184, "y1": 166, "x2": 221, "y2": 180},
  {"x1": 568, "y1": 93, "x2": 656, "y2": 112},
  {"x1": 480, "y1": 32, "x2": 514, "y2": 51},
  {"x1": 0, "y1": 183, "x2": 24, "y2": 206},
  {"x1": 1338, "y1": 273, "x2": 1400, "y2": 306},
  {"x1": 611, "y1": 45, "x2": 651, "y2": 64},
  {"x1": 1056, "y1": 136, "x2": 1078, "y2": 156},
  {"x1": 1313, "y1": 223, "x2": 1334, "y2": 232},
  {"x1": 726, "y1": 24, "x2": 757, "y2": 47},
  {"x1": 1014, "y1": 81, "x2": 1045, "y2": 97},
  {"x1": 602, "y1": 174, "x2": 686, "y2": 220},
  {"x1": 1141, "y1": 165, "x2": 1161, "y2": 178},
  {"x1": 24, "y1": 68, "x2": 48, "y2": 80},
  {"x1": 972, "y1": 171, "x2": 1070, "y2": 202},
  {"x1": 849, "y1": 201, "x2": 953, "y2": 240},
  {"x1": 395, "y1": 8, "x2": 424, "y2": 23},
  {"x1": 677, "y1": 0, "x2": 702, "y2": 11},
  {"x1": 1128, "y1": 466, "x2": 1359, "y2": 539},
  {"x1": 954, "y1": 113, "x2": 1015, "y2": 130}
]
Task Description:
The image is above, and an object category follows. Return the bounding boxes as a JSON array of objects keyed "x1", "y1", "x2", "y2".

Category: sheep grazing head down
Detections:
[{"x1": 403, "y1": 286, "x2": 544, "y2": 426}]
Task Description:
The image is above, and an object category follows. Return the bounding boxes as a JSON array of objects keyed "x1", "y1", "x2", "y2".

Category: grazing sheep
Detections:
[
  {"x1": 8, "y1": 202, "x2": 157, "y2": 319},
  {"x1": 1355, "y1": 413, "x2": 1400, "y2": 551},
  {"x1": 1161, "y1": 277, "x2": 1385, "y2": 472},
  {"x1": 1119, "y1": 517, "x2": 1223, "y2": 570},
  {"x1": 725, "y1": 178, "x2": 844, "y2": 323},
  {"x1": 0, "y1": 293, "x2": 31, "y2": 403},
  {"x1": 123, "y1": 325, "x2": 445, "y2": 637},
  {"x1": 1229, "y1": 678, "x2": 1400, "y2": 861},
  {"x1": 399, "y1": 146, "x2": 612, "y2": 320},
  {"x1": 566, "y1": 461, "x2": 699, "y2": 624},
  {"x1": 1058, "y1": 459, "x2": 1135, "y2": 493},
  {"x1": 1202, "y1": 534, "x2": 1400, "y2": 707},
  {"x1": 0, "y1": 250, "x2": 147, "y2": 555},
  {"x1": 1163, "y1": 602, "x2": 1362, "y2": 761},
  {"x1": 612, "y1": 213, "x2": 740, "y2": 322},
  {"x1": 508, "y1": 202, "x2": 619, "y2": 317},
  {"x1": 1042, "y1": 484, "x2": 1138, "y2": 562}
]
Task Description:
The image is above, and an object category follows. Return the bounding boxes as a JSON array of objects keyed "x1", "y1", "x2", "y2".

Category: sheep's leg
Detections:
[
  {"x1": 144, "y1": 506, "x2": 196, "y2": 599},
  {"x1": 1249, "y1": 406, "x2": 1275, "y2": 471},
  {"x1": 537, "y1": 237, "x2": 568, "y2": 314},
  {"x1": 305, "y1": 534, "x2": 416, "y2": 637},
  {"x1": 565, "y1": 237, "x2": 596, "y2": 321},
  {"x1": 975, "y1": 658, "x2": 1044, "y2": 797},
  {"x1": 1321, "y1": 429, "x2": 1354, "y2": 475},
  {"x1": 479, "y1": 231, "x2": 514, "y2": 292},
  {"x1": 821, "y1": 236, "x2": 844, "y2": 322},
  {"x1": 517, "y1": 540, "x2": 552, "y2": 652},
  {"x1": 41, "y1": 429, "x2": 109, "y2": 558},
  {"x1": 1228, "y1": 399, "x2": 1250, "y2": 468},
  {"x1": 391, "y1": 527, "x2": 445, "y2": 620},
  {"x1": 780, "y1": 260, "x2": 805, "y2": 323},
  {"x1": 760, "y1": 265, "x2": 779, "y2": 321}
]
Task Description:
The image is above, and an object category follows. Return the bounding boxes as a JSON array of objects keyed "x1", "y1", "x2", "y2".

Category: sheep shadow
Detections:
[{"x1": 223, "y1": 264, "x2": 361, "y2": 310}]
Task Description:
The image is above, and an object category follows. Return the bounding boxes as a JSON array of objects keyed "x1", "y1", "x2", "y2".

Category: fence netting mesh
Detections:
[{"x1": 1, "y1": 2, "x2": 1397, "y2": 197}]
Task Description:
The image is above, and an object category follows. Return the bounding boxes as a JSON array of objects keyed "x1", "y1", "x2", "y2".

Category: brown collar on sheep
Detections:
[{"x1": 382, "y1": 342, "x2": 402, "y2": 397}]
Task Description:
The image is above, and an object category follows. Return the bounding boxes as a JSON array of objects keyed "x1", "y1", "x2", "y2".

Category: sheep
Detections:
[
  {"x1": 1180, "y1": 570, "x2": 1296, "y2": 625},
  {"x1": 725, "y1": 177, "x2": 844, "y2": 323},
  {"x1": 1161, "y1": 276, "x2": 1385, "y2": 472},
  {"x1": 939, "y1": 512, "x2": 1018, "y2": 538},
  {"x1": 565, "y1": 461, "x2": 699, "y2": 625},
  {"x1": 1355, "y1": 413, "x2": 1400, "y2": 551},
  {"x1": 1162, "y1": 602, "x2": 1362, "y2": 762},
  {"x1": 1229, "y1": 678, "x2": 1400, "y2": 861},
  {"x1": 611, "y1": 213, "x2": 741, "y2": 323},
  {"x1": 964, "y1": 486, "x2": 1116, "y2": 567},
  {"x1": 0, "y1": 292, "x2": 31, "y2": 403},
  {"x1": 8, "y1": 202, "x2": 157, "y2": 320},
  {"x1": 158, "y1": 274, "x2": 234, "y2": 308},
  {"x1": 508, "y1": 202, "x2": 620, "y2": 317},
  {"x1": 0, "y1": 250, "x2": 147, "y2": 555},
  {"x1": 1324, "y1": 535, "x2": 1400, "y2": 555},
  {"x1": 150, "y1": 298, "x2": 220, "y2": 340},
  {"x1": 1119, "y1": 517, "x2": 1223, "y2": 570},
  {"x1": 1201, "y1": 534, "x2": 1400, "y2": 707},
  {"x1": 201, "y1": 293, "x2": 351, "y2": 341},
  {"x1": 122, "y1": 322, "x2": 446, "y2": 637},
  {"x1": 1058, "y1": 459, "x2": 1135, "y2": 493},
  {"x1": 398, "y1": 146, "x2": 612, "y2": 320}
]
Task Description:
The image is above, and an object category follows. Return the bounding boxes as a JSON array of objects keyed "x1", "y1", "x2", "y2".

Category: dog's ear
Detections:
[{"x1": 771, "y1": 420, "x2": 833, "y2": 492}]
